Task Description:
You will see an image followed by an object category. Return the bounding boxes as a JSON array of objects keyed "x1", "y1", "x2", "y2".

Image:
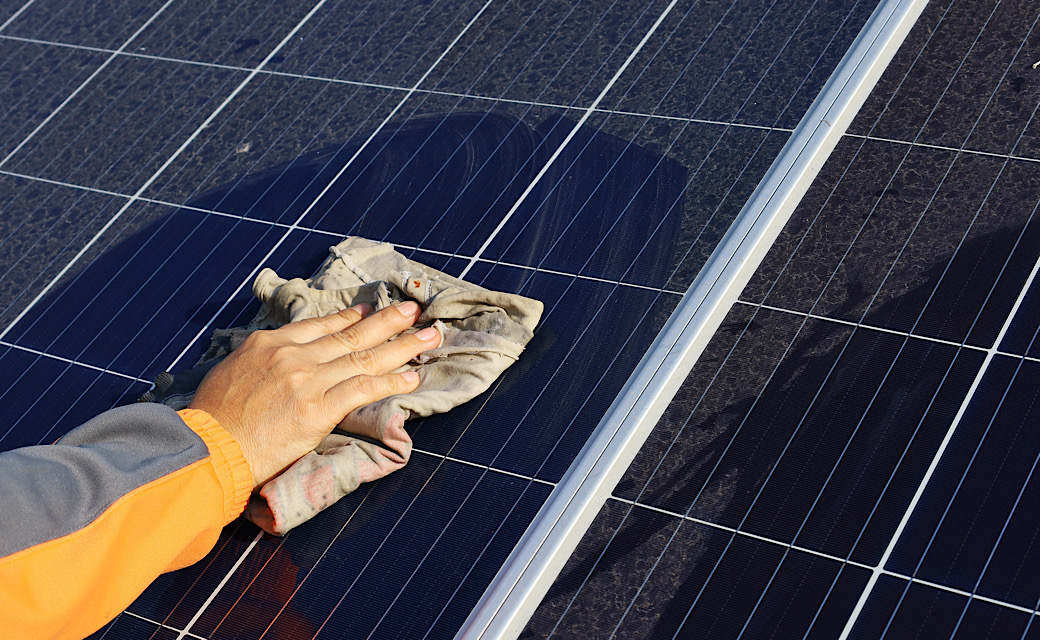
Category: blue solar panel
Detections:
[{"x1": 0, "y1": 0, "x2": 948, "y2": 637}]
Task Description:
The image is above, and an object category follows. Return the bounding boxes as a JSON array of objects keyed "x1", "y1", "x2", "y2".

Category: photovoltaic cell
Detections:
[
  {"x1": 272, "y1": 0, "x2": 486, "y2": 88},
  {"x1": 5, "y1": 204, "x2": 286, "y2": 377},
  {"x1": 3, "y1": 57, "x2": 246, "y2": 193},
  {"x1": 126, "y1": 0, "x2": 319, "y2": 68},
  {"x1": 0, "y1": 40, "x2": 107, "y2": 160},
  {"x1": 416, "y1": 0, "x2": 675, "y2": 107},
  {"x1": 0, "y1": 174, "x2": 128, "y2": 327},
  {"x1": 887, "y1": 357, "x2": 1040, "y2": 611}
]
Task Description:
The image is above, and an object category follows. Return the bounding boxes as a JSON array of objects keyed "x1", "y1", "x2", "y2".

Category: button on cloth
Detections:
[{"x1": 142, "y1": 236, "x2": 543, "y2": 535}]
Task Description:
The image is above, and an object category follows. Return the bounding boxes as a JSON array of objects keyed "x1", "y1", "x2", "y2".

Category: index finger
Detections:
[
  {"x1": 304, "y1": 301, "x2": 423, "y2": 361},
  {"x1": 275, "y1": 303, "x2": 371, "y2": 343}
]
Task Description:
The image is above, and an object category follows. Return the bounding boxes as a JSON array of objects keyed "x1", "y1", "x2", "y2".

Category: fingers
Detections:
[
  {"x1": 276, "y1": 303, "x2": 371, "y2": 343},
  {"x1": 325, "y1": 370, "x2": 421, "y2": 415},
  {"x1": 322, "y1": 324, "x2": 440, "y2": 380},
  {"x1": 306, "y1": 301, "x2": 424, "y2": 360}
]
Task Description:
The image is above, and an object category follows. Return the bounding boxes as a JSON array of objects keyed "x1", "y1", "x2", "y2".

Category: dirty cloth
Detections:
[{"x1": 142, "y1": 236, "x2": 543, "y2": 535}]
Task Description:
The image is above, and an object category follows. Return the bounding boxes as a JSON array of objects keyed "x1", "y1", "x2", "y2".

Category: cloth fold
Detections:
[{"x1": 142, "y1": 236, "x2": 542, "y2": 535}]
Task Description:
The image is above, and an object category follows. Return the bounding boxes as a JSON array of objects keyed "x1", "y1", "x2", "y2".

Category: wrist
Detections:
[{"x1": 176, "y1": 409, "x2": 254, "y2": 523}]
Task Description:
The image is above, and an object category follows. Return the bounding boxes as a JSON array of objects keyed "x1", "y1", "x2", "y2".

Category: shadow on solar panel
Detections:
[{"x1": 8, "y1": 111, "x2": 708, "y2": 639}]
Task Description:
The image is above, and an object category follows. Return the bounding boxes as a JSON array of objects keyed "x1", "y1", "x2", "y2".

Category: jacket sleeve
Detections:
[{"x1": 0, "y1": 403, "x2": 253, "y2": 640}]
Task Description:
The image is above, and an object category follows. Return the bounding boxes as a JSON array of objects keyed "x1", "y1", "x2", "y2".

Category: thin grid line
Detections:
[
  {"x1": 607, "y1": 498, "x2": 1040, "y2": 621},
  {"x1": 0, "y1": 0, "x2": 37, "y2": 33},
  {"x1": 412, "y1": 448, "x2": 557, "y2": 487},
  {"x1": 609, "y1": 496, "x2": 875, "y2": 572},
  {"x1": 846, "y1": 132, "x2": 1040, "y2": 164},
  {"x1": 0, "y1": 0, "x2": 178, "y2": 170},
  {"x1": 0, "y1": 0, "x2": 334, "y2": 346},
  {"x1": 526, "y1": 0, "x2": 874, "y2": 631},
  {"x1": 0, "y1": 340, "x2": 150, "y2": 384},
  {"x1": 839, "y1": 6, "x2": 1040, "y2": 635},
  {"x1": 119, "y1": 610, "x2": 205, "y2": 640},
  {"x1": 7, "y1": 33, "x2": 1040, "y2": 168},
  {"x1": 566, "y1": 0, "x2": 993, "y2": 634},
  {"x1": 735, "y1": 301, "x2": 1040, "y2": 364}
]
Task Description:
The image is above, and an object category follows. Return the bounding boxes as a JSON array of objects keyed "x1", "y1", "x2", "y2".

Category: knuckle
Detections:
[
  {"x1": 244, "y1": 329, "x2": 272, "y2": 347},
  {"x1": 348, "y1": 375, "x2": 380, "y2": 396},
  {"x1": 330, "y1": 329, "x2": 363, "y2": 352},
  {"x1": 348, "y1": 347, "x2": 381, "y2": 371}
]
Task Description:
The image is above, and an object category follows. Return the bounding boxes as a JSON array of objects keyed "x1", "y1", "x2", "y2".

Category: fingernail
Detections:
[
  {"x1": 416, "y1": 326, "x2": 439, "y2": 342},
  {"x1": 395, "y1": 301, "x2": 420, "y2": 317},
  {"x1": 402, "y1": 370, "x2": 419, "y2": 384},
  {"x1": 350, "y1": 302, "x2": 372, "y2": 316}
]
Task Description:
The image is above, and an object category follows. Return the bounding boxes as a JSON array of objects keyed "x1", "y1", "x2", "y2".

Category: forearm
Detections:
[{"x1": 0, "y1": 404, "x2": 251, "y2": 639}]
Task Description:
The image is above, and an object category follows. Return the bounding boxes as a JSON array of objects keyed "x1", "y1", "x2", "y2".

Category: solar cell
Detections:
[
  {"x1": 0, "y1": 40, "x2": 107, "y2": 161},
  {"x1": 0, "y1": 175, "x2": 127, "y2": 328},
  {"x1": 887, "y1": 357, "x2": 1040, "y2": 613}
]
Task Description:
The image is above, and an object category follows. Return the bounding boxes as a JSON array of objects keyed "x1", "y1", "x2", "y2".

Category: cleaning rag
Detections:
[{"x1": 142, "y1": 236, "x2": 543, "y2": 535}]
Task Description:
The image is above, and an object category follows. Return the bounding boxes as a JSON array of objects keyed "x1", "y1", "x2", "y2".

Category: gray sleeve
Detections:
[{"x1": 0, "y1": 403, "x2": 210, "y2": 557}]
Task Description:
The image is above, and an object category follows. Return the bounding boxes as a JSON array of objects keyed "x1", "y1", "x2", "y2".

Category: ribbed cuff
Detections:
[{"x1": 177, "y1": 409, "x2": 253, "y2": 525}]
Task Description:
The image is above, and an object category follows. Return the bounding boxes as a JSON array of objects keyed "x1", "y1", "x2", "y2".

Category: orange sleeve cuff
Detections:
[{"x1": 176, "y1": 409, "x2": 253, "y2": 525}]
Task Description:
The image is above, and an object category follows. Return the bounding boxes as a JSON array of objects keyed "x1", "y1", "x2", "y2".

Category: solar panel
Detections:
[
  {"x1": 527, "y1": 0, "x2": 1040, "y2": 637},
  {"x1": 0, "y1": 0, "x2": 931, "y2": 637}
]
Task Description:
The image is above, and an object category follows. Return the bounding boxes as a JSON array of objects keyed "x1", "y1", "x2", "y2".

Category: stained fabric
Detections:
[{"x1": 143, "y1": 236, "x2": 543, "y2": 534}]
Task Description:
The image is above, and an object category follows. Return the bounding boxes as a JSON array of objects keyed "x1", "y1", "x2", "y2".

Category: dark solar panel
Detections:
[
  {"x1": 0, "y1": 0, "x2": 908, "y2": 637},
  {"x1": 529, "y1": 0, "x2": 1040, "y2": 637}
]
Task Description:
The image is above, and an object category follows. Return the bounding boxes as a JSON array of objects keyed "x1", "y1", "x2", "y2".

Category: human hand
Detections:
[{"x1": 189, "y1": 301, "x2": 440, "y2": 489}]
